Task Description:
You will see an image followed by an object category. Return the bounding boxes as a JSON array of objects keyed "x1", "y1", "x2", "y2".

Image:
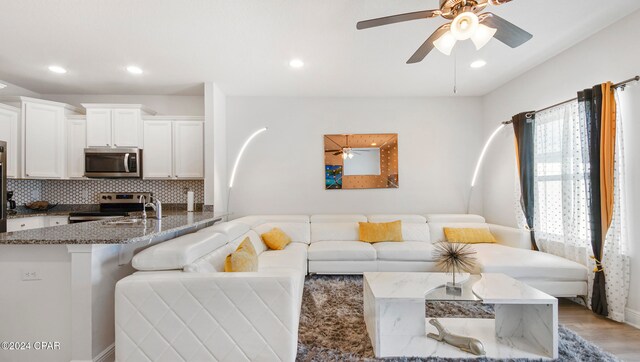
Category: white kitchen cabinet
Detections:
[
  {"x1": 7, "y1": 216, "x2": 47, "y2": 232},
  {"x1": 143, "y1": 121, "x2": 173, "y2": 179},
  {"x1": 1, "y1": 97, "x2": 81, "y2": 179},
  {"x1": 85, "y1": 109, "x2": 112, "y2": 147},
  {"x1": 24, "y1": 102, "x2": 66, "y2": 178},
  {"x1": 0, "y1": 104, "x2": 20, "y2": 178},
  {"x1": 173, "y1": 121, "x2": 204, "y2": 178},
  {"x1": 142, "y1": 118, "x2": 204, "y2": 180},
  {"x1": 112, "y1": 109, "x2": 141, "y2": 147},
  {"x1": 84, "y1": 104, "x2": 154, "y2": 148},
  {"x1": 67, "y1": 117, "x2": 87, "y2": 178}
]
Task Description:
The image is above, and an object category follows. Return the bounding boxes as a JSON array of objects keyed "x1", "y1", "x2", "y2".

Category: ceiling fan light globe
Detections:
[
  {"x1": 450, "y1": 12, "x2": 479, "y2": 40},
  {"x1": 471, "y1": 24, "x2": 497, "y2": 50},
  {"x1": 342, "y1": 152, "x2": 348, "y2": 160},
  {"x1": 433, "y1": 30, "x2": 457, "y2": 56},
  {"x1": 348, "y1": 153, "x2": 354, "y2": 159}
]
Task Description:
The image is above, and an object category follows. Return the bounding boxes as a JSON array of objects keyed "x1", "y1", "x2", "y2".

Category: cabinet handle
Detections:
[{"x1": 20, "y1": 224, "x2": 25, "y2": 227}]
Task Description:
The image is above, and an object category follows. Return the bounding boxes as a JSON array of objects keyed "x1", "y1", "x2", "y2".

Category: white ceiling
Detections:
[{"x1": 0, "y1": 0, "x2": 638, "y2": 97}]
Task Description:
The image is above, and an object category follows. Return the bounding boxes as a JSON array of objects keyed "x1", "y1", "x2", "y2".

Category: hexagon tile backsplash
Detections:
[{"x1": 7, "y1": 179, "x2": 204, "y2": 205}]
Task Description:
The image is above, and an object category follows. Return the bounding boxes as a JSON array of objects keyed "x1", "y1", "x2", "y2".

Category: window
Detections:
[{"x1": 533, "y1": 102, "x2": 591, "y2": 247}]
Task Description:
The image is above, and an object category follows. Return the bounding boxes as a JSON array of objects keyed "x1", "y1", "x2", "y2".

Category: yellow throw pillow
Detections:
[
  {"x1": 359, "y1": 221, "x2": 403, "y2": 243},
  {"x1": 261, "y1": 227, "x2": 292, "y2": 250},
  {"x1": 443, "y1": 227, "x2": 497, "y2": 244},
  {"x1": 224, "y1": 237, "x2": 258, "y2": 272}
]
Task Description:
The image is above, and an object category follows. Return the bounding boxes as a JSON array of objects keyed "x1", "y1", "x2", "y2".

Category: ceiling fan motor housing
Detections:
[{"x1": 439, "y1": 0, "x2": 488, "y2": 19}]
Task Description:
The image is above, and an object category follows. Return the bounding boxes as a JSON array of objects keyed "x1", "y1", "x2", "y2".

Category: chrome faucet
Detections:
[{"x1": 139, "y1": 195, "x2": 162, "y2": 220}]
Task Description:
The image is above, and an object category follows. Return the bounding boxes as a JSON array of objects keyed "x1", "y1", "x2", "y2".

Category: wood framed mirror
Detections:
[{"x1": 324, "y1": 133, "x2": 398, "y2": 189}]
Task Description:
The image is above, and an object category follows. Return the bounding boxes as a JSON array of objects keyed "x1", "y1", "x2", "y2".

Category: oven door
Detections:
[{"x1": 84, "y1": 148, "x2": 141, "y2": 178}]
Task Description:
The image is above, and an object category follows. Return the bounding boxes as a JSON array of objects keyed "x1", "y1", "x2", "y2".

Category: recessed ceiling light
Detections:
[
  {"x1": 371, "y1": 143, "x2": 377, "y2": 146},
  {"x1": 48, "y1": 65, "x2": 67, "y2": 74},
  {"x1": 127, "y1": 65, "x2": 143, "y2": 74},
  {"x1": 0, "y1": 83, "x2": 6, "y2": 89},
  {"x1": 289, "y1": 59, "x2": 304, "y2": 69},
  {"x1": 470, "y1": 60, "x2": 487, "y2": 69}
]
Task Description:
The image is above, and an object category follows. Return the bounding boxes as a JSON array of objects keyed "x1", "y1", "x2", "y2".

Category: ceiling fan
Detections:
[
  {"x1": 356, "y1": 0, "x2": 532, "y2": 63},
  {"x1": 325, "y1": 135, "x2": 366, "y2": 159}
]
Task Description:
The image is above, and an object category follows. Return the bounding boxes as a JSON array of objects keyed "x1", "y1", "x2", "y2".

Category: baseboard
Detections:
[
  {"x1": 626, "y1": 307, "x2": 640, "y2": 329},
  {"x1": 94, "y1": 343, "x2": 115, "y2": 362}
]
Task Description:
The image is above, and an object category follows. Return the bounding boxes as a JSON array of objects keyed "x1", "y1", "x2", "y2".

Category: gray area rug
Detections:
[{"x1": 297, "y1": 275, "x2": 618, "y2": 362}]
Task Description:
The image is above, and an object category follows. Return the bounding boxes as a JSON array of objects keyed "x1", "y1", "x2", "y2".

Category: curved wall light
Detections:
[
  {"x1": 467, "y1": 123, "x2": 506, "y2": 213},
  {"x1": 227, "y1": 127, "x2": 268, "y2": 212}
]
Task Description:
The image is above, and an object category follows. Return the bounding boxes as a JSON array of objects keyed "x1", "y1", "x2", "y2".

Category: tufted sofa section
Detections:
[
  {"x1": 115, "y1": 213, "x2": 589, "y2": 361},
  {"x1": 115, "y1": 215, "x2": 310, "y2": 362}
]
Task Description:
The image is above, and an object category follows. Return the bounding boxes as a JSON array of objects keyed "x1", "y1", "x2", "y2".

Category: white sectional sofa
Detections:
[{"x1": 115, "y1": 213, "x2": 588, "y2": 362}]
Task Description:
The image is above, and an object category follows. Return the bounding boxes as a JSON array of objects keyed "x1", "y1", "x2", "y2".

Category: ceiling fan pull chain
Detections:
[{"x1": 453, "y1": 50, "x2": 458, "y2": 94}]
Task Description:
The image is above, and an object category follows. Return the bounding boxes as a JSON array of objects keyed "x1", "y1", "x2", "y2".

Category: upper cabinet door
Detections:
[
  {"x1": 67, "y1": 119, "x2": 87, "y2": 178},
  {"x1": 173, "y1": 121, "x2": 204, "y2": 178},
  {"x1": 112, "y1": 109, "x2": 141, "y2": 147},
  {"x1": 86, "y1": 109, "x2": 112, "y2": 147},
  {"x1": 24, "y1": 102, "x2": 64, "y2": 178},
  {"x1": 0, "y1": 107, "x2": 19, "y2": 178},
  {"x1": 143, "y1": 121, "x2": 173, "y2": 179}
]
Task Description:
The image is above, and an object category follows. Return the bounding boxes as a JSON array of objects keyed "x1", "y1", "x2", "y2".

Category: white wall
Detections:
[
  {"x1": 41, "y1": 94, "x2": 204, "y2": 115},
  {"x1": 226, "y1": 96, "x2": 483, "y2": 216},
  {"x1": 481, "y1": 10, "x2": 640, "y2": 323}
]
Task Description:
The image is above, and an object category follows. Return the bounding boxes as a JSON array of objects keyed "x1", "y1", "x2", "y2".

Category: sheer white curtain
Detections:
[{"x1": 528, "y1": 96, "x2": 629, "y2": 322}]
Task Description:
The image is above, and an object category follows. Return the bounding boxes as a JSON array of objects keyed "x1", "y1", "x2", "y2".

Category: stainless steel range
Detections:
[{"x1": 68, "y1": 192, "x2": 152, "y2": 223}]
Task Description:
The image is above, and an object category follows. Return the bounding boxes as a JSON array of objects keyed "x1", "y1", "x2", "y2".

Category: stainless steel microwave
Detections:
[{"x1": 84, "y1": 148, "x2": 142, "y2": 178}]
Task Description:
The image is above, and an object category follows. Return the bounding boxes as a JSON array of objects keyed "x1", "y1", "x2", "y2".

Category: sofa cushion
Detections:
[
  {"x1": 428, "y1": 222, "x2": 490, "y2": 243},
  {"x1": 425, "y1": 214, "x2": 486, "y2": 223},
  {"x1": 444, "y1": 227, "x2": 497, "y2": 244},
  {"x1": 311, "y1": 214, "x2": 367, "y2": 223},
  {"x1": 373, "y1": 241, "x2": 436, "y2": 262},
  {"x1": 260, "y1": 227, "x2": 292, "y2": 250},
  {"x1": 308, "y1": 241, "x2": 376, "y2": 261},
  {"x1": 203, "y1": 221, "x2": 250, "y2": 241},
  {"x1": 359, "y1": 221, "x2": 403, "y2": 243},
  {"x1": 254, "y1": 222, "x2": 311, "y2": 244},
  {"x1": 473, "y1": 244, "x2": 589, "y2": 281},
  {"x1": 234, "y1": 215, "x2": 310, "y2": 227},
  {"x1": 230, "y1": 230, "x2": 267, "y2": 255},
  {"x1": 311, "y1": 223, "x2": 360, "y2": 242},
  {"x1": 184, "y1": 244, "x2": 234, "y2": 273},
  {"x1": 224, "y1": 237, "x2": 258, "y2": 272},
  {"x1": 367, "y1": 214, "x2": 427, "y2": 223},
  {"x1": 368, "y1": 214, "x2": 430, "y2": 242},
  {"x1": 259, "y1": 242, "x2": 308, "y2": 274},
  {"x1": 132, "y1": 231, "x2": 227, "y2": 271}
]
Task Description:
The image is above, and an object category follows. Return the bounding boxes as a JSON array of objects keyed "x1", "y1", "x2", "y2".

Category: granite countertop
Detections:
[
  {"x1": 7, "y1": 203, "x2": 206, "y2": 219},
  {"x1": 0, "y1": 212, "x2": 225, "y2": 245}
]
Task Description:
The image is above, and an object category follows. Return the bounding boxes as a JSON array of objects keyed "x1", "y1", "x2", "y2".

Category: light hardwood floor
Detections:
[{"x1": 559, "y1": 298, "x2": 640, "y2": 360}]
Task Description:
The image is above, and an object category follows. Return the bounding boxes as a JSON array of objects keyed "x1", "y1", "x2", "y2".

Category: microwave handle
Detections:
[{"x1": 124, "y1": 153, "x2": 130, "y2": 173}]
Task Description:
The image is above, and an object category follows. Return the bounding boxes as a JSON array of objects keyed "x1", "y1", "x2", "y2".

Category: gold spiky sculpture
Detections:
[{"x1": 433, "y1": 241, "x2": 477, "y2": 286}]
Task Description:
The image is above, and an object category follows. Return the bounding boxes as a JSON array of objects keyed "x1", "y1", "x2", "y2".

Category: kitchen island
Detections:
[{"x1": 0, "y1": 212, "x2": 224, "y2": 362}]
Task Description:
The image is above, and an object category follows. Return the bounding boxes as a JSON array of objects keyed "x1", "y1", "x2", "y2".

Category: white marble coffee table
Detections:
[{"x1": 363, "y1": 272, "x2": 558, "y2": 359}]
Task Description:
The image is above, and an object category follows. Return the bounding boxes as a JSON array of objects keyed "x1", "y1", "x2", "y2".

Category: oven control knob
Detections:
[
  {"x1": 107, "y1": 196, "x2": 112, "y2": 199},
  {"x1": 101, "y1": 196, "x2": 107, "y2": 199}
]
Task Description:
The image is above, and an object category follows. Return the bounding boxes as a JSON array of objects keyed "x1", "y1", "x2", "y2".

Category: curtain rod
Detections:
[{"x1": 502, "y1": 75, "x2": 639, "y2": 125}]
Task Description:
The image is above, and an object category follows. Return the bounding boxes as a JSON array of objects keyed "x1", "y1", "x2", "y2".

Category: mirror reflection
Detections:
[{"x1": 324, "y1": 134, "x2": 398, "y2": 189}]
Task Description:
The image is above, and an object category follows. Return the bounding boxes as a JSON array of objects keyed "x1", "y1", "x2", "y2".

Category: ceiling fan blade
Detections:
[
  {"x1": 480, "y1": 12, "x2": 532, "y2": 48},
  {"x1": 489, "y1": 0, "x2": 513, "y2": 5},
  {"x1": 357, "y1": 9, "x2": 440, "y2": 30},
  {"x1": 406, "y1": 24, "x2": 449, "y2": 64}
]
